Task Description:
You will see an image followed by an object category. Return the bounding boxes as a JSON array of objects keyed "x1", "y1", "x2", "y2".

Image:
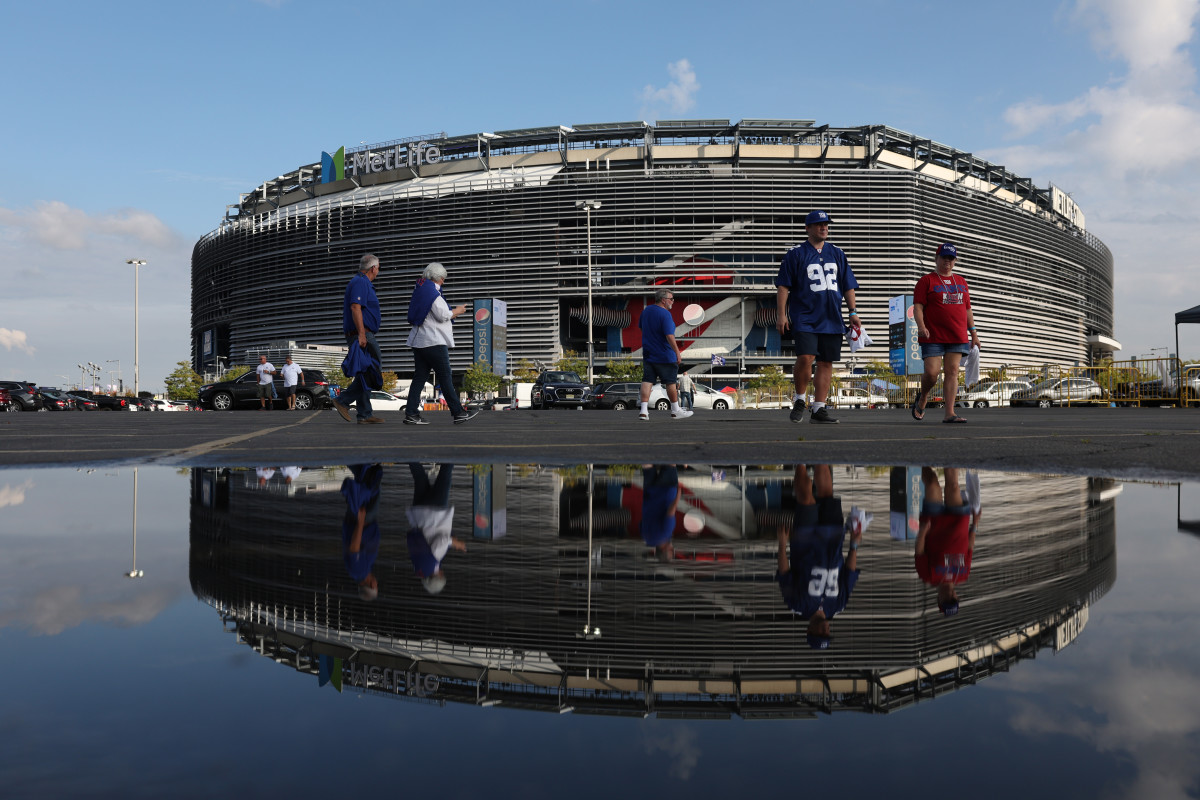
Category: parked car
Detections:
[
  {"x1": 65, "y1": 393, "x2": 100, "y2": 410},
  {"x1": 344, "y1": 390, "x2": 407, "y2": 412},
  {"x1": 0, "y1": 380, "x2": 44, "y2": 412},
  {"x1": 531, "y1": 371, "x2": 590, "y2": 409},
  {"x1": 962, "y1": 380, "x2": 1033, "y2": 408},
  {"x1": 197, "y1": 368, "x2": 334, "y2": 411},
  {"x1": 70, "y1": 390, "x2": 131, "y2": 411},
  {"x1": 589, "y1": 381, "x2": 642, "y2": 410},
  {"x1": 1011, "y1": 377, "x2": 1103, "y2": 407},
  {"x1": 830, "y1": 386, "x2": 890, "y2": 409},
  {"x1": 648, "y1": 382, "x2": 732, "y2": 411},
  {"x1": 1111, "y1": 372, "x2": 1200, "y2": 407},
  {"x1": 35, "y1": 389, "x2": 76, "y2": 411},
  {"x1": 0, "y1": 388, "x2": 12, "y2": 413}
]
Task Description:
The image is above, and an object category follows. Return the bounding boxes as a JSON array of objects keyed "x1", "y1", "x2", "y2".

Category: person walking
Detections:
[
  {"x1": 403, "y1": 262, "x2": 478, "y2": 425},
  {"x1": 776, "y1": 210, "x2": 861, "y2": 424},
  {"x1": 279, "y1": 356, "x2": 305, "y2": 410},
  {"x1": 638, "y1": 288, "x2": 693, "y2": 420},
  {"x1": 255, "y1": 355, "x2": 276, "y2": 410},
  {"x1": 679, "y1": 370, "x2": 695, "y2": 411},
  {"x1": 332, "y1": 253, "x2": 385, "y2": 425},
  {"x1": 911, "y1": 243, "x2": 981, "y2": 423}
]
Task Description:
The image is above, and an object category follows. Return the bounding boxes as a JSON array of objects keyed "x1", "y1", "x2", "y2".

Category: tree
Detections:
[
  {"x1": 320, "y1": 357, "x2": 350, "y2": 391},
  {"x1": 381, "y1": 370, "x2": 399, "y2": 392},
  {"x1": 463, "y1": 360, "x2": 503, "y2": 397},
  {"x1": 554, "y1": 349, "x2": 587, "y2": 376},
  {"x1": 746, "y1": 364, "x2": 791, "y2": 405},
  {"x1": 221, "y1": 364, "x2": 252, "y2": 382},
  {"x1": 513, "y1": 359, "x2": 540, "y2": 382},
  {"x1": 164, "y1": 361, "x2": 204, "y2": 401},
  {"x1": 603, "y1": 353, "x2": 642, "y2": 382}
]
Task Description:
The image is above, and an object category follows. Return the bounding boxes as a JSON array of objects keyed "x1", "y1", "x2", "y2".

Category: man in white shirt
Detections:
[
  {"x1": 255, "y1": 355, "x2": 276, "y2": 410},
  {"x1": 279, "y1": 357, "x2": 305, "y2": 410}
]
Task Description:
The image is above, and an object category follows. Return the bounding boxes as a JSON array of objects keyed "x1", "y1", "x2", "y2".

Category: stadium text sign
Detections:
[
  {"x1": 350, "y1": 141, "x2": 442, "y2": 176},
  {"x1": 1050, "y1": 185, "x2": 1086, "y2": 231}
]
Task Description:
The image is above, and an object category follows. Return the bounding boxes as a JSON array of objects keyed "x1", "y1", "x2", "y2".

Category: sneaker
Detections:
[
  {"x1": 638, "y1": 412, "x2": 650, "y2": 421},
  {"x1": 809, "y1": 406, "x2": 839, "y2": 424},
  {"x1": 453, "y1": 411, "x2": 479, "y2": 424},
  {"x1": 403, "y1": 415, "x2": 429, "y2": 425},
  {"x1": 332, "y1": 401, "x2": 353, "y2": 423},
  {"x1": 357, "y1": 416, "x2": 385, "y2": 425},
  {"x1": 671, "y1": 408, "x2": 694, "y2": 419},
  {"x1": 789, "y1": 398, "x2": 807, "y2": 423}
]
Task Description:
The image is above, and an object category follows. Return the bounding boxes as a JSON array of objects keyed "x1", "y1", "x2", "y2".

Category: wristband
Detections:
[
  {"x1": 849, "y1": 541, "x2": 859, "y2": 552},
  {"x1": 967, "y1": 326, "x2": 976, "y2": 331},
  {"x1": 848, "y1": 310, "x2": 858, "y2": 316}
]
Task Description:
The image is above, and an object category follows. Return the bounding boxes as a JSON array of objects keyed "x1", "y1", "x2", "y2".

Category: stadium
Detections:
[{"x1": 190, "y1": 119, "x2": 1118, "y2": 380}]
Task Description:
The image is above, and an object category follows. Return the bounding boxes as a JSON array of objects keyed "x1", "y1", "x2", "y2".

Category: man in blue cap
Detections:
[{"x1": 775, "y1": 211, "x2": 861, "y2": 424}]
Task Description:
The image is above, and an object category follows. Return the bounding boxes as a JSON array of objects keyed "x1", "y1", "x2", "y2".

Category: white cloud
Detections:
[
  {"x1": 642, "y1": 725, "x2": 701, "y2": 780},
  {"x1": 0, "y1": 200, "x2": 178, "y2": 252},
  {"x1": 0, "y1": 328, "x2": 34, "y2": 355},
  {"x1": 0, "y1": 479, "x2": 35, "y2": 509},
  {"x1": 640, "y1": 59, "x2": 701, "y2": 119},
  {"x1": 986, "y1": 0, "x2": 1200, "y2": 356}
]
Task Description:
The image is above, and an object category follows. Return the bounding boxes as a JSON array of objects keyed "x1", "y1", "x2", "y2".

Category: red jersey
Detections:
[
  {"x1": 915, "y1": 513, "x2": 972, "y2": 585},
  {"x1": 914, "y1": 272, "x2": 971, "y2": 344}
]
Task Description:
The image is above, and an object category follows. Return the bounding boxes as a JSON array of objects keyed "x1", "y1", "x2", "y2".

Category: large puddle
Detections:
[{"x1": 2, "y1": 463, "x2": 1199, "y2": 797}]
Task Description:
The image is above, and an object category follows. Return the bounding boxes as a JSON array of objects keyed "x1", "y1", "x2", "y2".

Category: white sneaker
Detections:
[
  {"x1": 638, "y1": 412, "x2": 649, "y2": 421},
  {"x1": 671, "y1": 409, "x2": 694, "y2": 419}
]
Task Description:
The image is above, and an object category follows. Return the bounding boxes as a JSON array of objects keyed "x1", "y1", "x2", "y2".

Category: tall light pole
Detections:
[
  {"x1": 106, "y1": 359, "x2": 122, "y2": 393},
  {"x1": 126, "y1": 260, "x2": 146, "y2": 396},
  {"x1": 575, "y1": 200, "x2": 601, "y2": 383}
]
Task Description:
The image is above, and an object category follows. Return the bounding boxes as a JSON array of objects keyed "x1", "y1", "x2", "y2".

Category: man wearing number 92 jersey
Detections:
[{"x1": 775, "y1": 210, "x2": 861, "y2": 424}]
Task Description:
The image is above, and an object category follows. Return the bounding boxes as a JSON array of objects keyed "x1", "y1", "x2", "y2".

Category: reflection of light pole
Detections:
[
  {"x1": 577, "y1": 463, "x2": 601, "y2": 639},
  {"x1": 125, "y1": 467, "x2": 144, "y2": 578},
  {"x1": 575, "y1": 200, "x2": 601, "y2": 383},
  {"x1": 126, "y1": 260, "x2": 146, "y2": 396}
]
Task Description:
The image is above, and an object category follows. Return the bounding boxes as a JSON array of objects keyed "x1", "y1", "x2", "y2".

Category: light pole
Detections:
[
  {"x1": 575, "y1": 200, "x2": 601, "y2": 383},
  {"x1": 125, "y1": 467, "x2": 144, "y2": 579},
  {"x1": 106, "y1": 359, "x2": 122, "y2": 393},
  {"x1": 126, "y1": 259, "x2": 146, "y2": 396}
]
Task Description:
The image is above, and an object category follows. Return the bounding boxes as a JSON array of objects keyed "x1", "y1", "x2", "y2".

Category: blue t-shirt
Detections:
[
  {"x1": 343, "y1": 273, "x2": 381, "y2": 334},
  {"x1": 640, "y1": 466, "x2": 678, "y2": 547},
  {"x1": 340, "y1": 468, "x2": 381, "y2": 582},
  {"x1": 640, "y1": 303, "x2": 677, "y2": 364},
  {"x1": 775, "y1": 241, "x2": 859, "y2": 334}
]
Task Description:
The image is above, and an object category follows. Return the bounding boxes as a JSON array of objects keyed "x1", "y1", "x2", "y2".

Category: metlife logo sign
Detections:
[{"x1": 320, "y1": 141, "x2": 442, "y2": 184}]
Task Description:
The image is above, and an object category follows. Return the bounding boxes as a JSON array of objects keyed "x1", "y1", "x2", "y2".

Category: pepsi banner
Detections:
[
  {"x1": 888, "y1": 295, "x2": 921, "y2": 376},
  {"x1": 473, "y1": 298, "x2": 508, "y2": 375}
]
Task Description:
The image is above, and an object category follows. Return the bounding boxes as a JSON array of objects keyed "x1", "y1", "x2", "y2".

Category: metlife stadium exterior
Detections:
[{"x1": 190, "y1": 119, "x2": 1118, "y2": 378}]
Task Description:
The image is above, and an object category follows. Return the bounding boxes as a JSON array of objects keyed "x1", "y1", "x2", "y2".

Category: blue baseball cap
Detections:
[
  {"x1": 807, "y1": 633, "x2": 832, "y2": 650},
  {"x1": 805, "y1": 210, "x2": 831, "y2": 225},
  {"x1": 936, "y1": 243, "x2": 958, "y2": 259},
  {"x1": 939, "y1": 598, "x2": 960, "y2": 616}
]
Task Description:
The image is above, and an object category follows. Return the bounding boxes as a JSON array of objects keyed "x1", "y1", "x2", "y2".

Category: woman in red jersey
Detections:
[{"x1": 912, "y1": 243, "x2": 980, "y2": 422}]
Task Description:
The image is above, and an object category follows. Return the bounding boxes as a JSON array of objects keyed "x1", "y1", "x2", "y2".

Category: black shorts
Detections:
[
  {"x1": 282, "y1": 385, "x2": 297, "y2": 397},
  {"x1": 642, "y1": 361, "x2": 679, "y2": 385},
  {"x1": 793, "y1": 331, "x2": 842, "y2": 362}
]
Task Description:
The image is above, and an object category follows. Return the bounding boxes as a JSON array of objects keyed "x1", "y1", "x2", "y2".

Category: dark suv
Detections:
[
  {"x1": 531, "y1": 371, "x2": 590, "y2": 409},
  {"x1": 588, "y1": 381, "x2": 642, "y2": 410},
  {"x1": 198, "y1": 368, "x2": 334, "y2": 411},
  {"x1": 0, "y1": 381, "x2": 43, "y2": 412}
]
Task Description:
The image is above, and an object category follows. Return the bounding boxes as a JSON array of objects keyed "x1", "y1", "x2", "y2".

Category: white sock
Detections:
[
  {"x1": 640, "y1": 402, "x2": 649, "y2": 414},
  {"x1": 794, "y1": 393, "x2": 805, "y2": 403},
  {"x1": 811, "y1": 401, "x2": 825, "y2": 411},
  {"x1": 671, "y1": 402, "x2": 681, "y2": 412}
]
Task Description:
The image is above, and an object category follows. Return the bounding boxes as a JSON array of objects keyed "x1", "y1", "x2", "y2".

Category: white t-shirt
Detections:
[
  {"x1": 280, "y1": 363, "x2": 303, "y2": 387},
  {"x1": 256, "y1": 362, "x2": 275, "y2": 385}
]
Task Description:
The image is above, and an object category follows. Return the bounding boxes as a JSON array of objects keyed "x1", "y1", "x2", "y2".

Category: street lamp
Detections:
[
  {"x1": 106, "y1": 359, "x2": 122, "y2": 393},
  {"x1": 126, "y1": 259, "x2": 146, "y2": 396},
  {"x1": 125, "y1": 467, "x2": 144, "y2": 578},
  {"x1": 575, "y1": 200, "x2": 602, "y2": 383}
]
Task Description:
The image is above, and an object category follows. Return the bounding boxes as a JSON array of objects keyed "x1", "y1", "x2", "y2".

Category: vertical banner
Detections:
[
  {"x1": 888, "y1": 295, "x2": 922, "y2": 376},
  {"x1": 889, "y1": 466, "x2": 924, "y2": 540},
  {"x1": 473, "y1": 298, "x2": 508, "y2": 376},
  {"x1": 472, "y1": 464, "x2": 508, "y2": 540}
]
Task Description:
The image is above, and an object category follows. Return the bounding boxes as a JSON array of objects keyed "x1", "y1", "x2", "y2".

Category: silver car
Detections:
[
  {"x1": 963, "y1": 380, "x2": 1033, "y2": 408},
  {"x1": 1011, "y1": 377, "x2": 1102, "y2": 408}
]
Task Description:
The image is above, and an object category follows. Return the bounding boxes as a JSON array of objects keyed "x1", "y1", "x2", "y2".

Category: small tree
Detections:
[
  {"x1": 463, "y1": 361, "x2": 503, "y2": 398},
  {"x1": 381, "y1": 370, "x2": 399, "y2": 392},
  {"x1": 513, "y1": 359, "x2": 540, "y2": 382},
  {"x1": 604, "y1": 353, "x2": 642, "y2": 383},
  {"x1": 746, "y1": 364, "x2": 791, "y2": 405},
  {"x1": 221, "y1": 364, "x2": 252, "y2": 381},
  {"x1": 320, "y1": 357, "x2": 350, "y2": 391},
  {"x1": 164, "y1": 361, "x2": 204, "y2": 401},
  {"x1": 554, "y1": 349, "x2": 587, "y2": 376}
]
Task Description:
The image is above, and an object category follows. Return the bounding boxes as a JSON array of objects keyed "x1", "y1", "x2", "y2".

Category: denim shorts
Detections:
[
  {"x1": 642, "y1": 361, "x2": 679, "y2": 385},
  {"x1": 921, "y1": 342, "x2": 970, "y2": 358}
]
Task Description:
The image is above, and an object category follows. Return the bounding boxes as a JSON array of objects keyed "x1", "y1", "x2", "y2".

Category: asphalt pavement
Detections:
[{"x1": 2, "y1": 405, "x2": 1198, "y2": 478}]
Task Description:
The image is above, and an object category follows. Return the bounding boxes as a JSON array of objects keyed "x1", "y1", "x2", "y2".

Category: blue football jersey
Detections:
[{"x1": 775, "y1": 241, "x2": 859, "y2": 334}]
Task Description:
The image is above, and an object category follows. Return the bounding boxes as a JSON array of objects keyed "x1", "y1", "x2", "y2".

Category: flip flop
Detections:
[
  {"x1": 911, "y1": 391, "x2": 928, "y2": 421},
  {"x1": 942, "y1": 415, "x2": 968, "y2": 423}
]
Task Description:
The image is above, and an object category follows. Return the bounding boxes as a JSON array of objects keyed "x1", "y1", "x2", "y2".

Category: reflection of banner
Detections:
[
  {"x1": 889, "y1": 466, "x2": 923, "y2": 540},
  {"x1": 472, "y1": 465, "x2": 508, "y2": 540}
]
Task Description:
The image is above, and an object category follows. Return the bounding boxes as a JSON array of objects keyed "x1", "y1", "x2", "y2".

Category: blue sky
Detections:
[{"x1": 3, "y1": 0, "x2": 1199, "y2": 391}]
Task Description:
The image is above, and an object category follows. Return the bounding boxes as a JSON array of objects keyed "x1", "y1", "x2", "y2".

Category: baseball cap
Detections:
[
  {"x1": 938, "y1": 598, "x2": 961, "y2": 616},
  {"x1": 936, "y1": 242, "x2": 958, "y2": 259},
  {"x1": 806, "y1": 633, "x2": 832, "y2": 650},
  {"x1": 805, "y1": 210, "x2": 831, "y2": 225}
]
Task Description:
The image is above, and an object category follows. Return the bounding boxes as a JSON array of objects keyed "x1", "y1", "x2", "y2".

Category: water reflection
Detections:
[{"x1": 189, "y1": 464, "x2": 1117, "y2": 719}]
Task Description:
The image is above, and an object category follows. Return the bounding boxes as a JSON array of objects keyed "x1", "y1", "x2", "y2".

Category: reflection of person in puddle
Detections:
[
  {"x1": 776, "y1": 464, "x2": 861, "y2": 649},
  {"x1": 341, "y1": 464, "x2": 383, "y2": 601},
  {"x1": 280, "y1": 466, "x2": 302, "y2": 485},
  {"x1": 915, "y1": 467, "x2": 980, "y2": 615},
  {"x1": 641, "y1": 465, "x2": 679, "y2": 561},
  {"x1": 256, "y1": 467, "x2": 276, "y2": 487},
  {"x1": 406, "y1": 463, "x2": 466, "y2": 594}
]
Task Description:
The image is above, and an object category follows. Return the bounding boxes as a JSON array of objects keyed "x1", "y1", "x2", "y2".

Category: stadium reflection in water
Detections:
[{"x1": 189, "y1": 463, "x2": 1117, "y2": 719}]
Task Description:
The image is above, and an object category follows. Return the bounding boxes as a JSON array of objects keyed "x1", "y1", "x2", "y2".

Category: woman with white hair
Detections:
[{"x1": 403, "y1": 262, "x2": 478, "y2": 425}]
